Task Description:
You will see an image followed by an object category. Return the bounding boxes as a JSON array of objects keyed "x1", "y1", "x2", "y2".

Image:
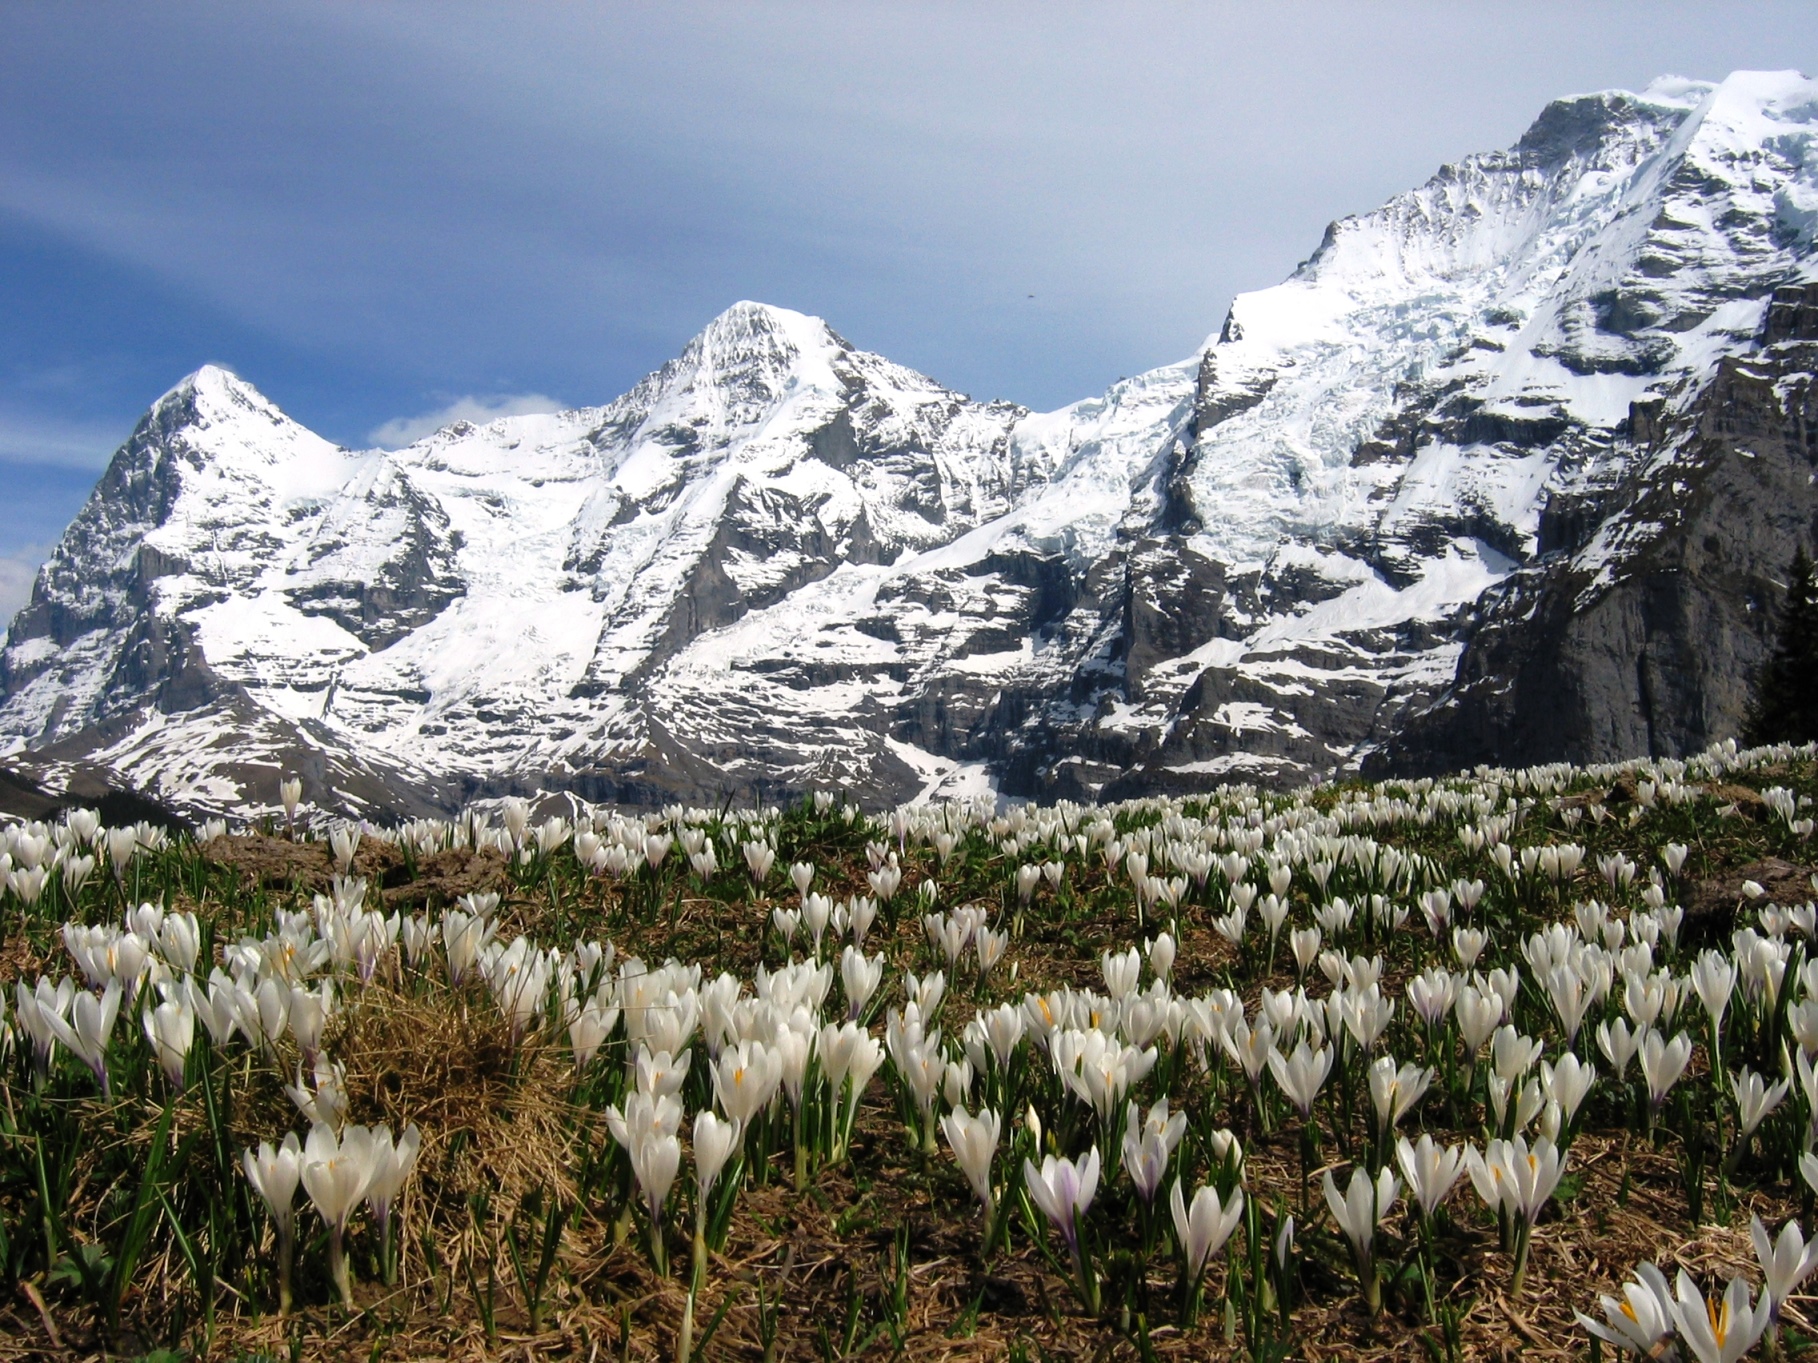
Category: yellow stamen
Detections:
[{"x1": 1708, "y1": 1295, "x2": 1728, "y2": 1347}]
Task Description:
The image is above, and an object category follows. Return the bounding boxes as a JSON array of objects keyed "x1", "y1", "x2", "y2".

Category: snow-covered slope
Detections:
[{"x1": 5, "y1": 71, "x2": 1818, "y2": 815}]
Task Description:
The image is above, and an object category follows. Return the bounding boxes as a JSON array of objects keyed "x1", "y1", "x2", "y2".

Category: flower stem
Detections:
[
  {"x1": 1360, "y1": 1253, "x2": 1381, "y2": 1315},
  {"x1": 676, "y1": 1288, "x2": 695, "y2": 1363},
  {"x1": 329, "y1": 1225, "x2": 354, "y2": 1310},
  {"x1": 648, "y1": 1201, "x2": 670, "y2": 1278},
  {"x1": 692, "y1": 1203, "x2": 709, "y2": 1293},
  {"x1": 276, "y1": 1228, "x2": 294, "y2": 1315},
  {"x1": 1069, "y1": 1243, "x2": 1101, "y2": 1315},
  {"x1": 1510, "y1": 1221, "x2": 1533, "y2": 1299}
]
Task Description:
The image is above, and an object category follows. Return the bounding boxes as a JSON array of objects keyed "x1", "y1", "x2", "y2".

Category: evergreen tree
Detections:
[{"x1": 1748, "y1": 544, "x2": 1818, "y2": 745}]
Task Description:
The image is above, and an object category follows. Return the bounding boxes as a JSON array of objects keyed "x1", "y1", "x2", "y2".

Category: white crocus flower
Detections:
[
  {"x1": 158, "y1": 912, "x2": 201, "y2": 974},
  {"x1": 363, "y1": 1123, "x2": 422, "y2": 1247},
  {"x1": 940, "y1": 1105, "x2": 1001, "y2": 1218},
  {"x1": 568, "y1": 996, "x2": 621, "y2": 1072},
  {"x1": 14, "y1": 977, "x2": 73, "y2": 1080},
  {"x1": 635, "y1": 1046, "x2": 692, "y2": 1098},
  {"x1": 1492, "y1": 1135, "x2": 1566, "y2": 1225},
  {"x1": 238, "y1": 977, "x2": 291, "y2": 1056},
  {"x1": 287, "y1": 981, "x2": 334, "y2": 1064},
  {"x1": 713, "y1": 1040, "x2": 782, "y2": 1125},
  {"x1": 1170, "y1": 1179, "x2": 1243, "y2": 1302},
  {"x1": 1670, "y1": 1268, "x2": 1771, "y2": 1363},
  {"x1": 1639, "y1": 1030, "x2": 1693, "y2": 1118},
  {"x1": 141, "y1": 994, "x2": 196, "y2": 1090},
  {"x1": 1455, "y1": 986, "x2": 1502, "y2": 1059},
  {"x1": 690, "y1": 1108, "x2": 743, "y2": 1282},
  {"x1": 1207, "y1": 1127, "x2": 1244, "y2": 1178},
  {"x1": 186, "y1": 970, "x2": 241, "y2": 1049},
  {"x1": 1451, "y1": 926, "x2": 1489, "y2": 970},
  {"x1": 285, "y1": 1058, "x2": 350, "y2": 1131},
  {"x1": 302, "y1": 1123, "x2": 380, "y2": 1308},
  {"x1": 1407, "y1": 968, "x2": 1457, "y2": 1029},
  {"x1": 1146, "y1": 933, "x2": 1176, "y2": 984},
  {"x1": 693, "y1": 1109, "x2": 743, "y2": 1205},
  {"x1": 242, "y1": 1132, "x2": 304, "y2": 1313},
  {"x1": 804, "y1": 894, "x2": 836, "y2": 956},
  {"x1": 1221, "y1": 1015, "x2": 1275, "y2": 1089},
  {"x1": 440, "y1": 909, "x2": 494, "y2": 987},
  {"x1": 1597, "y1": 1016, "x2": 1642, "y2": 1080},
  {"x1": 1690, "y1": 950, "x2": 1737, "y2": 1033},
  {"x1": 1120, "y1": 1099, "x2": 1175, "y2": 1205},
  {"x1": 1575, "y1": 1261, "x2": 1677, "y2": 1358},
  {"x1": 840, "y1": 946, "x2": 883, "y2": 1020},
  {"x1": 1465, "y1": 1134, "x2": 1566, "y2": 1295},
  {"x1": 1289, "y1": 927, "x2": 1321, "y2": 978},
  {"x1": 742, "y1": 841, "x2": 775, "y2": 885},
  {"x1": 981, "y1": 1002, "x2": 1025, "y2": 1071},
  {"x1": 1491, "y1": 1025, "x2": 1543, "y2": 1083},
  {"x1": 1367, "y1": 1056, "x2": 1431, "y2": 1136},
  {"x1": 1538, "y1": 1053, "x2": 1597, "y2": 1130},
  {"x1": 1731, "y1": 1067, "x2": 1789, "y2": 1139},
  {"x1": 45, "y1": 980, "x2": 121, "y2": 1096},
  {"x1": 1024, "y1": 1148, "x2": 1102, "y2": 1309},
  {"x1": 906, "y1": 970, "x2": 947, "y2": 1018},
  {"x1": 631, "y1": 1127, "x2": 682, "y2": 1227},
  {"x1": 1323, "y1": 1165, "x2": 1399, "y2": 1313},
  {"x1": 1267, "y1": 1039, "x2": 1332, "y2": 1120},
  {"x1": 1396, "y1": 1133, "x2": 1463, "y2": 1218},
  {"x1": 1101, "y1": 948, "x2": 1141, "y2": 1002},
  {"x1": 1751, "y1": 1214, "x2": 1818, "y2": 1319},
  {"x1": 848, "y1": 895, "x2": 878, "y2": 949},
  {"x1": 605, "y1": 1090, "x2": 684, "y2": 1153},
  {"x1": 1024, "y1": 1149, "x2": 1100, "y2": 1254}
]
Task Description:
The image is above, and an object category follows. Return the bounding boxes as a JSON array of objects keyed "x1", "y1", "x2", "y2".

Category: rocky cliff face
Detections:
[
  {"x1": 1377, "y1": 283, "x2": 1818, "y2": 774},
  {"x1": 4, "y1": 71, "x2": 1818, "y2": 817}
]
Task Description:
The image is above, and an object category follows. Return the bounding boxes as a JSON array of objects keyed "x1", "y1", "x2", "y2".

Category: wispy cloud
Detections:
[
  {"x1": 368, "y1": 393, "x2": 566, "y2": 448},
  {"x1": 0, "y1": 549, "x2": 46, "y2": 625},
  {"x1": 0, "y1": 407, "x2": 127, "y2": 469}
]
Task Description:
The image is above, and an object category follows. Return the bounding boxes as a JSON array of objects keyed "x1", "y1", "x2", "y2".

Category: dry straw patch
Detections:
[{"x1": 334, "y1": 983, "x2": 581, "y2": 1210}]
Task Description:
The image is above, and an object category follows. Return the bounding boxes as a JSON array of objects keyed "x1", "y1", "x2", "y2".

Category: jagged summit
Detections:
[
  {"x1": 685, "y1": 299, "x2": 844, "y2": 368},
  {"x1": 153, "y1": 362, "x2": 264, "y2": 412},
  {"x1": 4, "y1": 72, "x2": 1817, "y2": 815}
]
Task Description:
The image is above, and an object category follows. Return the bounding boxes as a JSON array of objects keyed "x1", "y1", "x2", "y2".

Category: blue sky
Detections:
[{"x1": 2, "y1": 2, "x2": 1816, "y2": 615}]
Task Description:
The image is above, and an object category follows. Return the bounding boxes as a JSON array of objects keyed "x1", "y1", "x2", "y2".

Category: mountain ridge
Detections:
[{"x1": 5, "y1": 70, "x2": 1817, "y2": 817}]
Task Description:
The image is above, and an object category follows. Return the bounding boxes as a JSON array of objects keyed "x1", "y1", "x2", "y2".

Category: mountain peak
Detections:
[
  {"x1": 157, "y1": 361, "x2": 253, "y2": 404},
  {"x1": 632, "y1": 300, "x2": 856, "y2": 430},
  {"x1": 689, "y1": 300, "x2": 846, "y2": 369},
  {"x1": 149, "y1": 362, "x2": 294, "y2": 432},
  {"x1": 704, "y1": 298, "x2": 827, "y2": 332}
]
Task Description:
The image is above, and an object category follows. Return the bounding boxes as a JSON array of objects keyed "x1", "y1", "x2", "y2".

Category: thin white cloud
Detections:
[
  {"x1": 0, "y1": 551, "x2": 45, "y2": 625},
  {"x1": 0, "y1": 407, "x2": 127, "y2": 469},
  {"x1": 368, "y1": 392, "x2": 566, "y2": 448}
]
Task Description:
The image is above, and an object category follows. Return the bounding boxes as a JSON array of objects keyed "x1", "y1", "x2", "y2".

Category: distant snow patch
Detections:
[{"x1": 884, "y1": 737, "x2": 999, "y2": 806}]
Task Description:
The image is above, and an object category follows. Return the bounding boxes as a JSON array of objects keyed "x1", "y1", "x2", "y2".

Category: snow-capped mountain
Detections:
[{"x1": 5, "y1": 70, "x2": 1818, "y2": 816}]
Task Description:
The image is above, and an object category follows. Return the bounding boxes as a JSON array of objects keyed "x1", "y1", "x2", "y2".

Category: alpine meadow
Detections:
[{"x1": 1, "y1": 53, "x2": 1818, "y2": 1363}]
